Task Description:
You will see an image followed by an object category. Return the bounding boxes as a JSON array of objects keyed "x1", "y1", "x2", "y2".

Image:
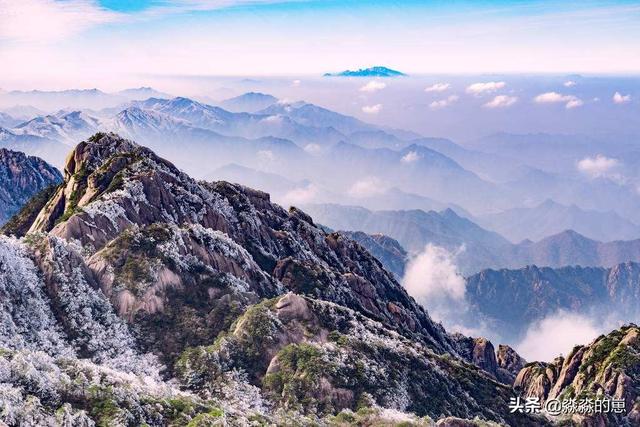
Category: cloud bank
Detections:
[
  {"x1": 613, "y1": 92, "x2": 631, "y2": 104},
  {"x1": 403, "y1": 244, "x2": 466, "y2": 302},
  {"x1": 577, "y1": 154, "x2": 619, "y2": 179},
  {"x1": 429, "y1": 95, "x2": 459, "y2": 110},
  {"x1": 362, "y1": 104, "x2": 383, "y2": 114},
  {"x1": 348, "y1": 176, "x2": 387, "y2": 198},
  {"x1": 534, "y1": 92, "x2": 584, "y2": 109},
  {"x1": 400, "y1": 151, "x2": 421, "y2": 164},
  {"x1": 360, "y1": 80, "x2": 387, "y2": 93},
  {"x1": 425, "y1": 83, "x2": 450, "y2": 92},
  {"x1": 484, "y1": 95, "x2": 517, "y2": 108},
  {"x1": 516, "y1": 310, "x2": 601, "y2": 361},
  {"x1": 281, "y1": 184, "x2": 318, "y2": 206},
  {"x1": 466, "y1": 81, "x2": 505, "y2": 95}
]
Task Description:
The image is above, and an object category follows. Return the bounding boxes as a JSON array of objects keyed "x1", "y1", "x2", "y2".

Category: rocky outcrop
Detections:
[
  {"x1": 177, "y1": 292, "x2": 543, "y2": 425},
  {"x1": 341, "y1": 231, "x2": 408, "y2": 279},
  {"x1": 0, "y1": 148, "x2": 61, "y2": 227},
  {"x1": 514, "y1": 325, "x2": 640, "y2": 425},
  {"x1": 451, "y1": 335, "x2": 528, "y2": 386},
  {"x1": 496, "y1": 344, "x2": 527, "y2": 384},
  {"x1": 27, "y1": 133, "x2": 457, "y2": 355},
  {"x1": 454, "y1": 335, "x2": 499, "y2": 378}
]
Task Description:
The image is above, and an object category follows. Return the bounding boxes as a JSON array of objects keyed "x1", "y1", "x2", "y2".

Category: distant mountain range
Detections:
[
  {"x1": 3, "y1": 91, "x2": 640, "y2": 240},
  {"x1": 0, "y1": 87, "x2": 172, "y2": 110},
  {"x1": 303, "y1": 203, "x2": 640, "y2": 274},
  {"x1": 324, "y1": 66, "x2": 406, "y2": 77},
  {"x1": 466, "y1": 262, "x2": 640, "y2": 342},
  {"x1": 478, "y1": 199, "x2": 640, "y2": 243},
  {"x1": 0, "y1": 127, "x2": 68, "y2": 169},
  {"x1": 0, "y1": 112, "x2": 21, "y2": 128},
  {"x1": 301, "y1": 203, "x2": 511, "y2": 275},
  {"x1": 14, "y1": 110, "x2": 100, "y2": 144}
]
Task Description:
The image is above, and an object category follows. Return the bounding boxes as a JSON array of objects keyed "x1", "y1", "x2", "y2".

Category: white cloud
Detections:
[
  {"x1": 303, "y1": 143, "x2": 322, "y2": 155},
  {"x1": 261, "y1": 114, "x2": 283, "y2": 124},
  {"x1": 257, "y1": 149, "x2": 275, "y2": 162},
  {"x1": 359, "y1": 80, "x2": 386, "y2": 93},
  {"x1": 425, "y1": 82, "x2": 450, "y2": 93},
  {"x1": 465, "y1": 81, "x2": 505, "y2": 95},
  {"x1": 563, "y1": 80, "x2": 576, "y2": 87},
  {"x1": 483, "y1": 95, "x2": 518, "y2": 108},
  {"x1": 613, "y1": 91, "x2": 631, "y2": 104},
  {"x1": 402, "y1": 243, "x2": 466, "y2": 309},
  {"x1": 401, "y1": 244, "x2": 493, "y2": 337},
  {"x1": 534, "y1": 92, "x2": 584, "y2": 109},
  {"x1": 362, "y1": 104, "x2": 383, "y2": 114},
  {"x1": 516, "y1": 311, "x2": 600, "y2": 361},
  {"x1": 565, "y1": 99, "x2": 584, "y2": 109},
  {"x1": 403, "y1": 244, "x2": 466, "y2": 302},
  {"x1": 281, "y1": 184, "x2": 318, "y2": 206},
  {"x1": 0, "y1": 0, "x2": 119, "y2": 42},
  {"x1": 347, "y1": 176, "x2": 387, "y2": 198},
  {"x1": 577, "y1": 154, "x2": 620, "y2": 179},
  {"x1": 292, "y1": 79, "x2": 301, "y2": 87},
  {"x1": 401, "y1": 151, "x2": 421, "y2": 164},
  {"x1": 429, "y1": 95, "x2": 459, "y2": 110}
]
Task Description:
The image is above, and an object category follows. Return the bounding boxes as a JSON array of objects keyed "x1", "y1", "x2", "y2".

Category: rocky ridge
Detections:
[
  {"x1": 0, "y1": 133, "x2": 545, "y2": 425},
  {"x1": 515, "y1": 325, "x2": 640, "y2": 426}
]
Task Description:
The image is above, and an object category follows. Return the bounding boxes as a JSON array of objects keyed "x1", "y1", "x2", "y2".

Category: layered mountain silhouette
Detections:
[
  {"x1": 306, "y1": 203, "x2": 640, "y2": 274},
  {"x1": 479, "y1": 199, "x2": 640, "y2": 242}
]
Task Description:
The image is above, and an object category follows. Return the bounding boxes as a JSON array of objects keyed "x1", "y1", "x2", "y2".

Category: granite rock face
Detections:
[{"x1": 515, "y1": 325, "x2": 640, "y2": 426}]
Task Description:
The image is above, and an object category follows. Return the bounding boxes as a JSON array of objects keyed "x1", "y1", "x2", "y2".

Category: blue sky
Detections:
[{"x1": 1, "y1": 0, "x2": 639, "y2": 87}]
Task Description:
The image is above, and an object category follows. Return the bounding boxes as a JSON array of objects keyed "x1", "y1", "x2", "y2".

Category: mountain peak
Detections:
[
  {"x1": 324, "y1": 66, "x2": 406, "y2": 77},
  {"x1": 221, "y1": 92, "x2": 278, "y2": 112}
]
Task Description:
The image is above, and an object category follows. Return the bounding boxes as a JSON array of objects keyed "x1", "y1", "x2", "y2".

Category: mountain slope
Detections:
[
  {"x1": 130, "y1": 97, "x2": 348, "y2": 145},
  {"x1": 28, "y1": 133, "x2": 456, "y2": 351},
  {"x1": 0, "y1": 148, "x2": 62, "y2": 225},
  {"x1": 0, "y1": 132, "x2": 545, "y2": 425}
]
